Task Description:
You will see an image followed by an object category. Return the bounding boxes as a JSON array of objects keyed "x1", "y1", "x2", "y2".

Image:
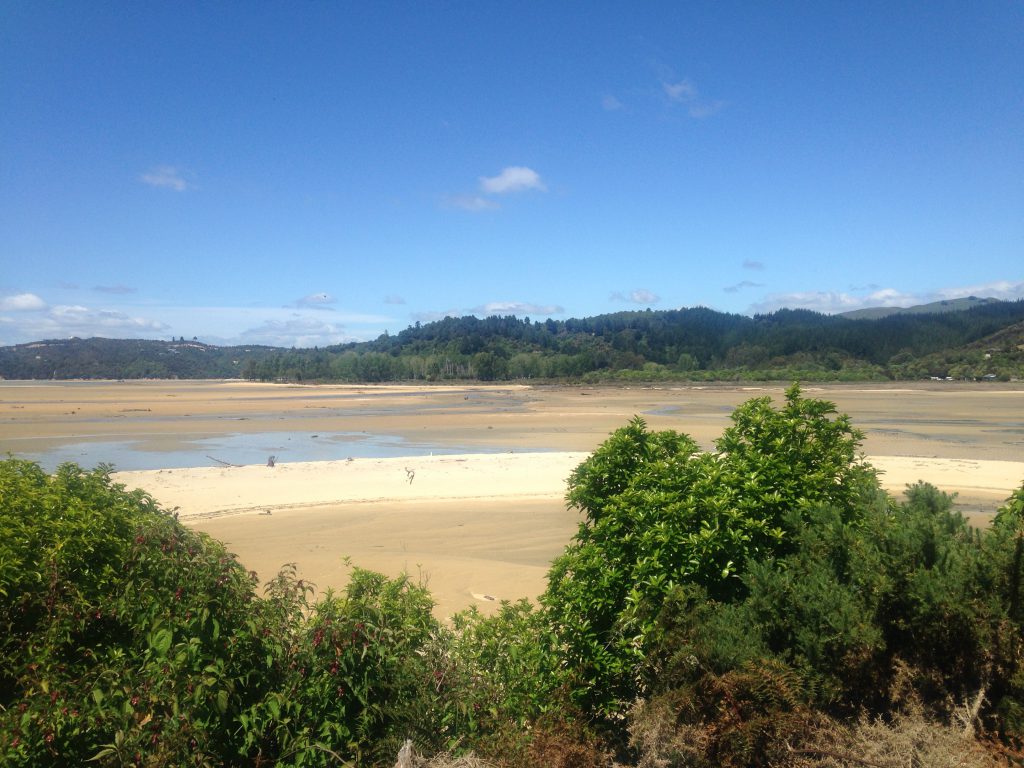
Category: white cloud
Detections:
[
  {"x1": 479, "y1": 166, "x2": 546, "y2": 195},
  {"x1": 0, "y1": 303, "x2": 170, "y2": 343},
  {"x1": 238, "y1": 316, "x2": 352, "y2": 348},
  {"x1": 611, "y1": 289, "x2": 660, "y2": 305},
  {"x1": 742, "y1": 259, "x2": 765, "y2": 270},
  {"x1": 295, "y1": 292, "x2": 336, "y2": 309},
  {"x1": 601, "y1": 94, "x2": 624, "y2": 111},
  {"x1": 0, "y1": 292, "x2": 47, "y2": 311},
  {"x1": 0, "y1": 297, "x2": 396, "y2": 347},
  {"x1": 49, "y1": 304, "x2": 170, "y2": 332},
  {"x1": 411, "y1": 309, "x2": 462, "y2": 324},
  {"x1": 472, "y1": 301, "x2": 564, "y2": 316},
  {"x1": 747, "y1": 280, "x2": 1024, "y2": 315},
  {"x1": 446, "y1": 167, "x2": 546, "y2": 213},
  {"x1": 168, "y1": 306, "x2": 392, "y2": 346},
  {"x1": 932, "y1": 279, "x2": 1024, "y2": 302},
  {"x1": 383, "y1": 295, "x2": 406, "y2": 305},
  {"x1": 140, "y1": 165, "x2": 191, "y2": 191},
  {"x1": 749, "y1": 289, "x2": 917, "y2": 315}
]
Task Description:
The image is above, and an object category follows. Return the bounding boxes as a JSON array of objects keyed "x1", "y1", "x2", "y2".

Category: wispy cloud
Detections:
[
  {"x1": 932, "y1": 280, "x2": 1024, "y2": 302},
  {"x1": 724, "y1": 280, "x2": 764, "y2": 294},
  {"x1": 140, "y1": 165, "x2": 192, "y2": 191},
  {"x1": 448, "y1": 166, "x2": 547, "y2": 213},
  {"x1": 750, "y1": 289, "x2": 915, "y2": 315},
  {"x1": 295, "y1": 292, "x2": 336, "y2": 309},
  {"x1": 411, "y1": 309, "x2": 462, "y2": 324},
  {"x1": 0, "y1": 294, "x2": 396, "y2": 348},
  {"x1": 748, "y1": 280, "x2": 1024, "y2": 315},
  {"x1": 601, "y1": 94, "x2": 624, "y2": 111},
  {"x1": 238, "y1": 316, "x2": 352, "y2": 347},
  {"x1": 383, "y1": 295, "x2": 406, "y2": 305},
  {"x1": 662, "y1": 78, "x2": 725, "y2": 118},
  {"x1": 479, "y1": 166, "x2": 547, "y2": 195},
  {"x1": 742, "y1": 259, "x2": 764, "y2": 271},
  {"x1": 446, "y1": 195, "x2": 500, "y2": 212},
  {"x1": 662, "y1": 79, "x2": 697, "y2": 102},
  {"x1": 687, "y1": 100, "x2": 726, "y2": 119},
  {"x1": 94, "y1": 284, "x2": 137, "y2": 295},
  {"x1": 472, "y1": 301, "x2": 564, "y2": 316},
  {"x1": 610, "y1": 289, "x2": 660, "y2": 305},
  {"x1": 3, "y1": 304, "x2": 171, "y2": 341},
  {"x1": 0, "y1": 292, "x2": 47, "y2": 311}
]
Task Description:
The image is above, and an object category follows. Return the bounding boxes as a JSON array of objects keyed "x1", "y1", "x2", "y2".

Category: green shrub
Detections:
[
  {"x1": 0, "y1": 459, "x2": 265, "y2": 766},
  {"x1": 542, "y1": 385, "x2": 879, "y2": 717},
  {"x1": 0, "y1": 459, "x2": 448, "y2": 766},
  {"x1": 238, "y1": 566, "x2": 440, "y2": 767},
  {"x1": 650, "y1": 479, "x2": 1024, "y2": 743}
]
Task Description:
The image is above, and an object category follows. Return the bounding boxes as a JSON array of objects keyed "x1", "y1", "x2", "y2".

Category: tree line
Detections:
[{"x1": 2, "y1": 301, "x2": 1023, "y2": 381}]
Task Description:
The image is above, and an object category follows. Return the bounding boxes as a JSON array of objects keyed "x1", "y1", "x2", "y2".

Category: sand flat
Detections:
[
  {"x1": 5, "y1": 379, "x2": 1024, "y2": 618},
  {"x1": 111, "y1": 449, "x2": 1024, "y2": 618},
  {"x1": 112, "y1": 452, "x2": 590, "y2": 519}
]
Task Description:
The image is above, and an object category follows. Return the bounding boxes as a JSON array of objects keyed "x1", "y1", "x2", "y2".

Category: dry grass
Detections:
[{"x1": 627, "y1": 696, "x2": 1009, "y2": 768}]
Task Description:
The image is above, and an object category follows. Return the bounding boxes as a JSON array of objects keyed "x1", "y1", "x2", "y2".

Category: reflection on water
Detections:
[{"x1": 17, "y1": 431, "x2": 506, "y2": 472}]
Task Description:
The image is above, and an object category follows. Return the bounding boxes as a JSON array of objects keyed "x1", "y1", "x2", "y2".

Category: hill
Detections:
[
  {"x1": 0, "y1": 337, "x2": 280, "y2": 380},
  {"x1": 2, "y1": 300, "x2": 1024, "y2": 382},
  {"x1": 837, "y1": 295, "x2": 1003, "y2": 320}
]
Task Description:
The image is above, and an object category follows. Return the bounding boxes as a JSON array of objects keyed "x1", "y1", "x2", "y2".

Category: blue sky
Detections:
[{"x1": 2, "y1": 2, "x2": 1022, "y2": 348}]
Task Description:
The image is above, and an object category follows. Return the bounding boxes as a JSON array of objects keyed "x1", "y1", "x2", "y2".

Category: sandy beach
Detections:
[
  {"x1": 111, "y1": 449, "x2": 1024, "y2": 618},
  {"x1": 3, "y1": 380, "x2": 1023, "y2": 617}
]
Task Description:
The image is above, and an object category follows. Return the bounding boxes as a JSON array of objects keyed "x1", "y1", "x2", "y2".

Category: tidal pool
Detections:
[{"x1": 14, "y1": 430, "x2": 509, "y2": 472}]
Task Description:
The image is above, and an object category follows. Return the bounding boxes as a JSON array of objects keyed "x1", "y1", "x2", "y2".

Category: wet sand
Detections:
[{"x1": 3, "y1": 380, "x2": 1023, "y2": 617}]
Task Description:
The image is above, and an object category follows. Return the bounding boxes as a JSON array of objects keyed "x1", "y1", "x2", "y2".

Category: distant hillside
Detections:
[
  {"x1": 893, "y1": 319, "x2": 1024, "y2": 381},
  {"x1": 838, "y1": 295, "x2": 1002, "y2": 320},
  {"x1": 0, "y1": 337, "x2": 281, "y2": 380},
  {"x1": 2, "y1": 300, "x2": 1024, "y2": 382}
]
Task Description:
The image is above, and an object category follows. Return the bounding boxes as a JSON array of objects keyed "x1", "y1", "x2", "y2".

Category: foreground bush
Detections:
[
  {"x1": 0, "y1": 459, "x2": 265, "y2": 765},
  {"x1": 0, "y1": 460, "x2": 444, "y2": 766}
]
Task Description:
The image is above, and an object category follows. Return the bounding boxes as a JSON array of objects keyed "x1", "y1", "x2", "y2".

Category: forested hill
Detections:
[
  {"x1": 0, "y1": 338, "x2": 281, "y2": 380},
  {"x1": 2, "y1": 300, "x2": 1024, "y2": 382}
]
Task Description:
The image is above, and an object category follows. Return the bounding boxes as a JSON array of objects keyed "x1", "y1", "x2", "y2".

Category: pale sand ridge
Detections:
[
  {"x1": 114, "y1": 452, "x2": 590, "y2": 519},
  {"x1": 113, "y1": 451, "x2": 1024, "y2": 619},
  {"x1": 113, "y1": 452, "x2": 1024, "y2": 522}
]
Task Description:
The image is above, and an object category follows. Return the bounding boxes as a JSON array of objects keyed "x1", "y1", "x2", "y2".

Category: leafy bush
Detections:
[
  {"x1": 0, "y1": 459, "x2": 265, "y2": 766},
  {"x1": 542, "y1": 385, "x2": 879, "y2": 717},
  {"x1": 0, "y1": 459, "x2": 560, "y2": 766},
  {"x1": 649, "y1": 479, "x2": 1024, "y2": 750},
  {"x1": 238, "y1": 566, "x2": 440, "y2": 767}
]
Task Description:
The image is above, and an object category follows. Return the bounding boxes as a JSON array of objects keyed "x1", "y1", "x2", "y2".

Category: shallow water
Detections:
[{"x1": 14, "y1": 430, "x2": 510, "y2": 472}]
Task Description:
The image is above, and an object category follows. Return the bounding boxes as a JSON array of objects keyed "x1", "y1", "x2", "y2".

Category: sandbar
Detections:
[{"x1": 112, "y1": 449, "x2": 1024, "y2": 618}]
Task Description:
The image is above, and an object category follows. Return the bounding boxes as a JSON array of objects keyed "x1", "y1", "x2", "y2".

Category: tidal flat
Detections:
[{"x1": 3, "y1": 379, "x2": 1022, "y2": 617}]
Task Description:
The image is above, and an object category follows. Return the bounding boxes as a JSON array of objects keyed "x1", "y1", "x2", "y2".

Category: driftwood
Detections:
[{"x1": 206, "y1": 455, "x2": 242, "y2": 467}]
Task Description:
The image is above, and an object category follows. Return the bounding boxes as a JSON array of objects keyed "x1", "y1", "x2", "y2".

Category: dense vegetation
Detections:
[
  {"x1": 0, "y1": 338, "x2": 281, "y2": 380},
  {"x1": 3, "y1": 387, "x2": 1024, "y2": 766},
  {"x1": 2, "y1": 300, "x2": 1023, "y2": 382}
]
